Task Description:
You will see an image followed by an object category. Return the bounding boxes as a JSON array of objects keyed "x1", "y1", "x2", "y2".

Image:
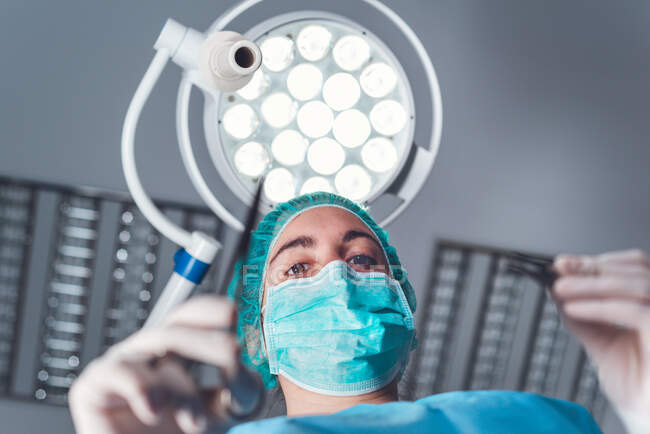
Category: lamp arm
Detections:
[
  {"x1": 176, "y1": 76, "x2": 245, "y2": 232},
  {"x1": 123, "y1": 18, "x2": 259, "y2": 245},
  {"x1": 121, "y1": 48, "x2": 193, "y2": 247},
  {"x1": 121, "y1": 47, "x2": 221, "y2": 328},
  {"x1": 123, "y1": 18, "x2": 261, "y2": 327}
]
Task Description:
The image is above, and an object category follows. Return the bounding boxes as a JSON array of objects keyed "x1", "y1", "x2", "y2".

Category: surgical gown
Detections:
[{"x1": 228, "y1": 390, "x2": 602, "y2": 433}]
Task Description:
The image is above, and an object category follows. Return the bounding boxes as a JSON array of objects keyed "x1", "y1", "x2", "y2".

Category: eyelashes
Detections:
[
  {"x1": 348, "y1": 254, "x2": 378, "y2": 268},
  {"x1": 286, "y1": 263, "x2": 310, "y2": 276},
  {"x1": 284, "y1": 254, "x2": 380, "y2": 277}
]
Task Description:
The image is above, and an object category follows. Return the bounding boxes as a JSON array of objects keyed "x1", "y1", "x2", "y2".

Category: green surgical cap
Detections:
[{"x1": 226, "y1": 192, "x2": 416, "y2": 389}]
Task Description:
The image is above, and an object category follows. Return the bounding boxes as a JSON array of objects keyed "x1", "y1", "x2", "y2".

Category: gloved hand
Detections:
[
  {"x1": 552, "y1": 249, "x2": 650, "y2": 434},
  {"x1": 69, "y1": 295, "x2": 240, "y2": 434}
]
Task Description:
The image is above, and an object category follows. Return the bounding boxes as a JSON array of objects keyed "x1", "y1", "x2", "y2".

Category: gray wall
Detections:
[{"x1": 1, "y1": 0, "x2": 649, "y2": 432}]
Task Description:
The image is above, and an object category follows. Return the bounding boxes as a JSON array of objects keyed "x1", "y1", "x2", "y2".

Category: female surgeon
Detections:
[{"x1": 69, "y1": 193, "x2": 650, "y2": 434}]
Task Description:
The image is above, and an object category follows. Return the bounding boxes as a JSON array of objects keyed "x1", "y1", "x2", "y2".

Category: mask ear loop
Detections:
[{"x1": 259, "y1": 297, "x2": 269, "y2": 360}]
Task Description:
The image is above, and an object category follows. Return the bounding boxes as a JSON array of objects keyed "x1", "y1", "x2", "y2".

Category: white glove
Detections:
[
  {"x1": 69, "y1": 295, "x2": 240, "y2": 434},
  {"x1": 551, "y1": 249, "x2": 650, "y2": 434}
]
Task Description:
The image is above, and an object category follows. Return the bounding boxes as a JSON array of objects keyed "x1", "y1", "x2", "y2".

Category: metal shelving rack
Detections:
[
  {"x1": 0, "y1": 176, "x2": 224, "y2": 405},
  {"x1": 0, "y1": 182, "x2": 35, "y2": 395}
]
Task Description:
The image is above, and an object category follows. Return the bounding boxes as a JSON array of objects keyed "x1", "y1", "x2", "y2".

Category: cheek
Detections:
[{"x1": 265, "y1": 266, "x2": 283, "y2": 287}]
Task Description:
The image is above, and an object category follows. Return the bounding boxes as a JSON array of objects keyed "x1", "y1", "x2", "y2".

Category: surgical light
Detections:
[
  {"x1": 301, "y1": 176, "x2": 334, "y2": 195},
  {"x1": 333, "y1": 109, "x2": 371, "y2": 148},
  {"x1": 369, "y1": 99, "x2": 407, "y2": 136},
  {"x1": 333, "y1": 35, "x2": 370, "y2": 71},
  {"x1": 261, "y1": 92, "x2": 297, "y2": 128},
  {"x1": 206, "y1": 7, "x2": 442, "y2": 216},
  {"x1": 297, "y1": 100, "x2": 334, "y2": 138},
  {"x1": 222, "y1": 104, "x2": 258, "y2": 139},
  {"x1": 237, "y1": 69, "x2": 269, "y2": 100},
  {"x1": 360, "y1": 62, "x2": 397, "y2": 98},
  {"x1": 234, "y1": 141, "x2": 270, "y2": 177},
  {"x1": 335, "y1": 164, "x2": 372, "y2": 200},
  {"x1": 260, "y1": 36, "x2": 294, "y2": 72},
  {"x1": 264, "y1": 168, "x2": 295, "y2": 203},
  {"x1": 297, "y1": 25, "x2": 332, "y2": 61},
  {"x1": 287, "y1": 63, "x2": 323, "y2": 101},
  {"x1": 307, "y1": 137, "x2": 345, "y2": 175},
  {"x1": 322, "y1": 72, "x2": 361, "y2": 111},
  {"x1": 362, "y1": 137, "x2": 398, "y2": 172},
  {"x1": 271, "y1": 129, "x2": 308, "y2": 166}
]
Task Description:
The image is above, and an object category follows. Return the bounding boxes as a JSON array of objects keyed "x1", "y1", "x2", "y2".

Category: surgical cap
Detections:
[{"x1": 226, "y1": 192, "x2": 417, "y2": 389}]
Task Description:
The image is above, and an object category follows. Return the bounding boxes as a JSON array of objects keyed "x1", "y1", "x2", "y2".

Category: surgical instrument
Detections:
[
  {"x1": 213, "y1": 177, "x2": 266, "y2": 420},
  {"x1": 502, "y1": 251, "x2": 557, "y2": 288}
]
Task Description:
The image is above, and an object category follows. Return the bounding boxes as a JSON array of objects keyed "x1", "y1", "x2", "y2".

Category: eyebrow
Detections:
[
  {"x1": 268, "y1": 230, "x2": 383, "y2": 265},
  {"x1": 269, "y1": 236, "x2": 315, "y2": 265},
  {"x1": 342, "y1": 230, "x2": 383, "y2": 252}
]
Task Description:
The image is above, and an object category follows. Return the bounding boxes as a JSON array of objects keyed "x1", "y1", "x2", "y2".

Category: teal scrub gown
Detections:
[{"x1": 228, "y1": 390, "x2": 602, "y2": 434}]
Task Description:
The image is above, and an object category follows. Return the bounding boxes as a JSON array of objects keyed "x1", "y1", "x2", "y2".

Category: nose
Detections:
[{"x1": 310, "y1": 245, "x2": 346, "y2": 276}]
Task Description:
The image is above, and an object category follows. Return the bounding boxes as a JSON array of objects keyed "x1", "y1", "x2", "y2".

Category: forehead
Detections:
[{"x1": 269, "y1": 206, "x2": 378, "y2": 256}]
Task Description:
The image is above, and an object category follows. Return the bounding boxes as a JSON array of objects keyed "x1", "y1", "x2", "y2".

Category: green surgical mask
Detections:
[{"x1": 262, "y1": 260, "x2": 415, "y2": 396}]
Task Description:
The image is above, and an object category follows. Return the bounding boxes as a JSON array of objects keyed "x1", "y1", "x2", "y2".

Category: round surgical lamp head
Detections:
[{"x1": 182, "y1": 0, "x2": 442, "y2": 228}]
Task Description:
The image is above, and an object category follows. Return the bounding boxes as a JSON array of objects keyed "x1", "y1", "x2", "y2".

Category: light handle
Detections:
[{"x1": 144, "y1": 231, "x2": 220, "y2": 328}]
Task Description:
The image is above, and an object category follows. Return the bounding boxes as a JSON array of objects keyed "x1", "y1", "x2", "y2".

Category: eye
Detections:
[
  {"x1": 348, "y1": 254, "x2": 378, "y2": 269},
  {"x1": 286, "y1": 262, "x2": 310, "y2": 277}
]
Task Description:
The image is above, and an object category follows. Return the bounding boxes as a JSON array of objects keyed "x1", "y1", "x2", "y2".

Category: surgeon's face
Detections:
[
  {"x1": 260, "y1": 207, "x2": 399, "y2": 398},
  {"x1": 262, "y1": 206, "x2": 389, "y2": 304}
]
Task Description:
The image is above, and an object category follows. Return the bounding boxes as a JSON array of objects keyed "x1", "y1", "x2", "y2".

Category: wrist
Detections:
[{"x1": 618, "y1": 409, "x2": 650, "y2": 434}]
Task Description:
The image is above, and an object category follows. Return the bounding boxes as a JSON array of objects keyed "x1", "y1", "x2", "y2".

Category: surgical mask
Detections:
[{"x1": 262, "y1": 260, "x2": 416, "y2": 396}]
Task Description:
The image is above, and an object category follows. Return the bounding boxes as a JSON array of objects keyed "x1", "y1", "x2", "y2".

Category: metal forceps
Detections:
[
  {"x1": 216, "y1": 177, "x2": 264, "y2": 300},
  {"x1": 502, "y1": 251, "x2": 558, "y2": 288},
  {"x1": 211, "y1": 177, "x2": 266, "y2": 421},
  {"x1": 161, "y1": 179, "x2": 266, "y2": 426}
]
